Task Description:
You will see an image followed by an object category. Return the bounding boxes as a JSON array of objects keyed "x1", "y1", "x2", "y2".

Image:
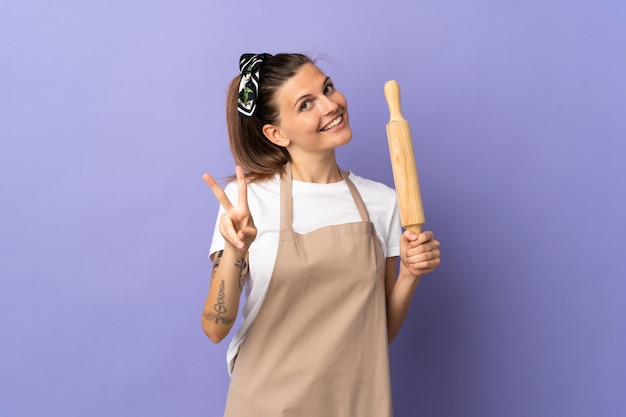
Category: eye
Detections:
[
  {"x1": 323, "y1": 83, "x2": 335, "y2": 95},
  {"x1": 300, "y1": 100, "x2": 312, "y2": 111}
]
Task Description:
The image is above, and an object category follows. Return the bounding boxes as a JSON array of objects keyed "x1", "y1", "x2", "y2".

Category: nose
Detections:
[{"x1": 320, "y1": 94, "x2": 339, "y2": 115}]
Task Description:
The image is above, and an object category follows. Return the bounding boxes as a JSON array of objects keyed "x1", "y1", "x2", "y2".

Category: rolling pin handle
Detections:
[{"x1": 384, "y1": 80, "x2": 405, "y2": 122}]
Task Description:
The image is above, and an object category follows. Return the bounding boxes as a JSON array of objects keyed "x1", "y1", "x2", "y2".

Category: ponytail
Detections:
[{"x1": 225, "y1": 53, "x2": 312, "y2": 182}]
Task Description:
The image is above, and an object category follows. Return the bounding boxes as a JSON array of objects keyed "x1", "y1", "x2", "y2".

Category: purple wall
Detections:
[{"x1": 1, "y1": 1, "x2": 624, "y2": 416}]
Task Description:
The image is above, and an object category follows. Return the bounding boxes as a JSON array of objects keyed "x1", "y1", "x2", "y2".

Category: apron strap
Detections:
[
  {"x1": 280, "y1": 162, "x2": 294, "y2": 232},
  {"x1": 340, "y1": 169, "x2": 371, "y2": 223}
]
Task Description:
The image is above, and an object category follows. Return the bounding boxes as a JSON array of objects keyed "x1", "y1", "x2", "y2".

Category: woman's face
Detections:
[{"x1": 264, "y1": 63, "x2": 352, "y2": 159}]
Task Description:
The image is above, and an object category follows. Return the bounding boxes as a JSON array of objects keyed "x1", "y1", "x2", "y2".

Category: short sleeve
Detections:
[{"x1": 386, "y1": 198, "x2": 402, "y2": 258}]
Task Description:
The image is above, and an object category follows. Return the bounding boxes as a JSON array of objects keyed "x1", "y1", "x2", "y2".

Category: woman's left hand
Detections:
[{"x1": 400, "y1": 230, "x2": 441, "y2": 278}]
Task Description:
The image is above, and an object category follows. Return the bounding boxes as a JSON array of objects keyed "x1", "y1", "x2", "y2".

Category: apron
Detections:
[{"x1": 223, "y1": 163, "x2": 393, "y2": 417}]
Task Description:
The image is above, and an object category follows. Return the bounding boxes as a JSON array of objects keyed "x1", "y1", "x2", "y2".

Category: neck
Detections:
[{"x1": 289, "y1": 153, "x2": 342, "y2": 183}]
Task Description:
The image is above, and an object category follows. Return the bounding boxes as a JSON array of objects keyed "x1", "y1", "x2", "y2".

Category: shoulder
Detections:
[
  {"x1": 347, "y1": 171, "x2": 401, "y2": 257},
  {"x1": 223, "y1": 174, "x2": 281, "y2": 201},
  {"x1": 223, "y1": 175, "x2": 281, "y2": 230},
  {"x1": 347, "y1": 172, "x2": 397, "y2": 202},
  {"x1": 347, "y1": 171, "x2": 399, "y2": 223}
]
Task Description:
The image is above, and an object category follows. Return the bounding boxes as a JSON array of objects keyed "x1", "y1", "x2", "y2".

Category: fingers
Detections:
[
  {"x1": 405, "y1": 260, "x2": 440, "y2": 276},
  {"x1": 219, "y1": 215, "x2": 252, "y2": 251},
  {"x1": 400, "y1": 230, "x2": 441, "y2": 276},
  {"x1": 218, "y1": 214, "x2": 241, "y2": 248},
  {"x1": 402, "y1": 249, "x2": 441, "y2": 276},
  {"x1": 402, "y1": 230, "x2": 434, "y2": 246},
  {"x1": 203, "y1": 166, "x2": 250, "y2": 212},
  {"x1": 235, "y1": 166, "x2": 249, "y2": 210},
  {"x1": 408, "y1": 241, "x2": 440, "y2": 259},
  {"x1": 202, "y1": 172, "x2": 234, "y2": 211},
  {"x1": 204, "y1": 166, "x2": 256, "y2": 251},
  {"x1": 417, "y1": 231, "x2": 434, "y2": 245}
]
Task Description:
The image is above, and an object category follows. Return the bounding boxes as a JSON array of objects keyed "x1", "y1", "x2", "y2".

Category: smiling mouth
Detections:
[{"x1": 320, "y1": 115, "x2": 343, "y2": 131}]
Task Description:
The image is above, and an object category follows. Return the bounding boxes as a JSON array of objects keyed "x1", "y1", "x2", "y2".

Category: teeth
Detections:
[{"x1": 322, "y1": 115, "x2": 343, "y2": 131}]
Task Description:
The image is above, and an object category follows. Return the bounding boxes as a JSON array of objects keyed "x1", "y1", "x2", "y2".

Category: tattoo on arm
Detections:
[
  {"x1": 210, "y1": 250, "x2": 224, "y2": 280},
  {"x1": 204, "y1": 313, "x2": 234, "y2": 325},
  {"x1": 235, "y1": 257, "x2": 248, "y2": 291},
  {"x1": 204, "y1": 251, "x2": 246, "y2": 325},
  {"x1": 204, "y1": 279, "x2": 234, "y2": 325}
]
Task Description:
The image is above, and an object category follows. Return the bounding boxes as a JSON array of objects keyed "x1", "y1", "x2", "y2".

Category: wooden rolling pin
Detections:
[{"x1": 384, "y1": 80, "x2": 425, "y2": 235}]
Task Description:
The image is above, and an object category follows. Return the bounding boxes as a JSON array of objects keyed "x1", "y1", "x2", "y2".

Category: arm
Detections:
[
  {"x1": 201, "y1": 166, "x2": 257, "y2": 343},
  {"x1": 202, "y1": 245, "x2": 248, "y2": 342},
  {"x1": 385, "y1": 231, "x2": 441, "y2": 342}
]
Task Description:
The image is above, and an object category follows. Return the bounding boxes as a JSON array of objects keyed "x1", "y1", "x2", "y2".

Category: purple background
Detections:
[{"x1": 1, "y1": 1, "x2": 625, "y2": 416}]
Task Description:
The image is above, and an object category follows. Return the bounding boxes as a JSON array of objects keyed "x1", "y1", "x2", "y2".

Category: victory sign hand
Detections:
[{"x1": 203, "y1": 166, "x2": 257, "y2": 252}]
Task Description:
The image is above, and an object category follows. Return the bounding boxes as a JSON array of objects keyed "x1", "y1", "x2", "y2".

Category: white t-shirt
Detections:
[{"x1": 209, "y1": 171, "x2": 402, "y2": 374}]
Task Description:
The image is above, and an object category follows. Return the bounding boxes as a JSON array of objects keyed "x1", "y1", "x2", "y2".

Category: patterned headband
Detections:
[{"x1": 237, "y1": 53, "x2": 273, "y2": 118}]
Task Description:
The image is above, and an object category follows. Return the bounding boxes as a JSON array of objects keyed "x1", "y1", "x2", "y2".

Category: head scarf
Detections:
[{"x1": 237, "y1": 53, "x2": 273, "y2": 118}]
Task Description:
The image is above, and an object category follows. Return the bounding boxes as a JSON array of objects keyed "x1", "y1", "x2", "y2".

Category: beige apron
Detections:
[{"x1": 224, "y1": 163, "x2": 393, "y2": 417}]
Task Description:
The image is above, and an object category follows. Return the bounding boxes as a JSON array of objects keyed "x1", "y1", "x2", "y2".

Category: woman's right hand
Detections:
[{"x1": 203, "y1": 165, "x2": 257, "y2": 252}]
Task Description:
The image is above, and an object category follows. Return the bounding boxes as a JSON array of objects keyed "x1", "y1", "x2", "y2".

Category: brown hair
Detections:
[{"x1": 226, "y1": 53, "x2": 313, "y2": 182}]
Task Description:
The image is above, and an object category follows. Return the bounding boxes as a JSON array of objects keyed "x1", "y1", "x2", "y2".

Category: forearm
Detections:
[
  {"x1": 202, "y1": 244, "x2": 248, "y2": 342},
  {"x1": 386, "y1": 230, "x2": 441, "y2": 341},
  {"x1": 386, "y1": 262, "x2": 422, "y2": 343}
]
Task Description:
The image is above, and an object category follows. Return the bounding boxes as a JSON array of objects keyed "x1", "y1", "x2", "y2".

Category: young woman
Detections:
[{"x1": 202, "y1": 53, "x2": 441, "y2": 416}]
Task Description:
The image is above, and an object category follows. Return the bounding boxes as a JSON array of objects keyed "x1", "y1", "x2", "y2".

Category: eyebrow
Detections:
[{"x1": 293, "y1": 76, "x2": 332, "y2": 111}]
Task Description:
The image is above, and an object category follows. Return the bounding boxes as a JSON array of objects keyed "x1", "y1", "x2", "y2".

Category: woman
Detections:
[{"x1": 202, "y1": 53, "x2": 441, "y2": 416}]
